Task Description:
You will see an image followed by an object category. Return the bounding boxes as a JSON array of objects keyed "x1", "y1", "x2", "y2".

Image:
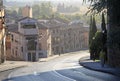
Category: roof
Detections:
[
  {"x1": 18, "y1": 17, "x2": 37, "y2": 22},
  {"x1": 7, "y1": 23, "x2": 18, "y2": 32},
  {"x1": 69, "y1": 20, "x2": 83, "y2": 25},
  {"x1": 37, "y1": 19, "x2": 66, "y2": 29}
]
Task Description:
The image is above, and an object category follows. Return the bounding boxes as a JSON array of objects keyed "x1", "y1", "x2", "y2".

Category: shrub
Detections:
[{"x1": 90, "y1": 31, "x2": 103, "y2": 60}]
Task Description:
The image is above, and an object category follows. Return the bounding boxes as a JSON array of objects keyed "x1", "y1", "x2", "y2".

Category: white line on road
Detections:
[
  {"x1": 52, "y1": 57, "x2": 77, "y2": 81},
  {"x1": 52, "y1": 51, "x2": 89, "y2": 81}
]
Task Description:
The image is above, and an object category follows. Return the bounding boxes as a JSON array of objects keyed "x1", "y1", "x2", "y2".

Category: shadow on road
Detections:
[{"x1": 3, "y1": 66, "x2": 120, "y2": 81}]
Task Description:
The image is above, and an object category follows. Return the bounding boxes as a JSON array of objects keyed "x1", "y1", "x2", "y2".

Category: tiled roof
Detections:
[
  {"x1": 7, "y1": 23, "x2": 18, "y2": 32},
  {"x1": 18, "y1": 17, "x2": 37, "y2": 22},
  {"x1": 37, "y1": 19, "x2": 66, "y2": 28}
]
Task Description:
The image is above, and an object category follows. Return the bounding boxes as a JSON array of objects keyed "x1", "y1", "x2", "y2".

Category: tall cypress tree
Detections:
[
  {"x1": 101, "y1": 13, "x2": 107, "y2": 33},
  {"x1": 89, "y1": 16, "x2": 93, "y2": 46},
  {"x1": 89, "y1": 16, "x2": 92, "y2": 59},
  {"x1": 89, "y1": 16, "x2": 97, "y2": 59},
  {"x1": 101, "y1": 13, "x2": 107, "y2": 62},
  {"x1": 92, "y1": 16, "x2": 97, "y2": 35}
]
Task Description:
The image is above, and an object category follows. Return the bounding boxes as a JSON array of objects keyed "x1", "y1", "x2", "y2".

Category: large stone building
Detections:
[
  {"x1": 0, "y1": 0, "x2": 6, "y2": 63},
  {"x1": 38, "y1": 19, "x2": 89, "y2": 57},
  {"x1": 8, "y1": 17, "x2": 39, "y2": 61},
  {"x1": 7, "y1": 17, "x2": 89, "y2": 61}
]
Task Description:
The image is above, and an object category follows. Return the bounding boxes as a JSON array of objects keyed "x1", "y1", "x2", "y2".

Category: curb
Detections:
[
  {"x1": 0, "y1": 65, "x2": 27, "y2": 73},
  {"x1": 79, "y1": 57, "x2": 120, "y2": 77}
]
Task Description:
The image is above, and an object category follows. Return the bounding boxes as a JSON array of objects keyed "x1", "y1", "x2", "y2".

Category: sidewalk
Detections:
[
  {"x1": 79, "y1": 56, "x2": 120, "y2": 77},
  {"x1": 0, "y1": 61, "x2": 31, "y2": 72},
  {"x1": 39, "y1": 55, "x2": 59, "y2": 62},
  {"x1": 0, "y1": 55, "x2": 59, "y2": 72}
]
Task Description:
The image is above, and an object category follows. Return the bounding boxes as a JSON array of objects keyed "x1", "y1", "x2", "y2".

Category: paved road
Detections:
[
  {"x1": 0, "y1": 70, "x2": 13, "y2": 81},
  {"x1": 2, "y1": 51, "x2": 120, "y2": 81}
]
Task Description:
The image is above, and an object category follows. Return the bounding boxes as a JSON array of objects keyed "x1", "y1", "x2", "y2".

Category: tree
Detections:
[
  {"x1": 40, "y1": 2, "x2": 53, "y2": 17},
  {"x1": 32, "y1": 4, "x2": 40, "y2": 19},
  {"x1": 83, "y1": 0, "x2": 120, "y2": 67},
  {"x1": 89, "y1": 16, "x2": 93, "y2": 59},
  {"x1": 101, "y1": 12, "x2": 107, "y2": 63},
  {"x1": 18, "y1": 7, "x2": 22, "y2": 16},
  {"x1": 89, "y1": 16, "x2": 97, "y2": 59},
  {"x1": 101, "y1": 13, "x2": 107, "y2": 33},
  {"x1": 90, "y1": 31, "x2": 103, "y2": 60},
  {"x1": 32, "y1": 2, "x2": 53, "y2": 19},
  {"x1": 89, "y1": 16, "x2": 93, "y2": 45}
]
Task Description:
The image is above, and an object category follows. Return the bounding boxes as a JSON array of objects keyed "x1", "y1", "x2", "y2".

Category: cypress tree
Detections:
[
  {"x1": 101, "y1": 13, "x2": 107, "y2": 33},
  {"x1": 89, "y1": 16, "x2": 92, "y2": 59},
  {"x1": 89, "y1": 16, "x2": 93, "y2": 46},
  {"x1": 89, "y1": 16, "x2": 97, "y2": 59},
  {"x1": 92, "y1": 16, "x2": 97, "y2": 35},
  {"x1": 101, "y1": 13, "x2": 107, "y2": 62}
]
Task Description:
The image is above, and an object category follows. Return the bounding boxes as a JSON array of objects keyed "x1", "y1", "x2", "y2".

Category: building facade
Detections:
[
  {"x1": 0, "y1": 0, "x2": 6, "y2": 64},
  {"x1": 8, "y1": 18, "x2": 89, "y2": 61},
  {"x1": 38, "y1": 19, "x2": 89, "y2": 57},
  {"x1": 10, "y1": 17, "x2": 40, "y2": 61}
]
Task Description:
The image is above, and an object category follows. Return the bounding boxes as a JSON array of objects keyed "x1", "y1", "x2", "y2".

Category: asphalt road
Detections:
[
  {"x1": 0, "y1": 70, "x2": 13, "y2": 81},
  {"x1": 1, "y1": 51, "x2": 120, "y2": 81}
]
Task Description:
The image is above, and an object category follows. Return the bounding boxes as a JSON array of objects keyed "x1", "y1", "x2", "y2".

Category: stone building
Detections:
[
  {"x1": 0, "y1": 0, "x2": 6, "y2": 63},
  {"x1": 8, "y1": 17, "x2": 40, "y2": 61},
  {"x1": 7, "y1": 17, "x2": 89, "y2": 61},
  {"x1": 38, "y1": 19, "x2": 89, "y2": 57}
]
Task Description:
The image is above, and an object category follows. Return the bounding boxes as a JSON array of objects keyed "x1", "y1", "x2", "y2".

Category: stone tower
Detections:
[{"x1": 22, "y1": 5, "x2": 32, "y2": 18}]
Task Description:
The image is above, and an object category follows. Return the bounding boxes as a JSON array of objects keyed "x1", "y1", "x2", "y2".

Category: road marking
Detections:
[
  {"x1": 52, "y1": 53, "x2": 89, "y2": 81},
  {"x1": 8, "y1": 50, "x2": 89, "y2": 81},
  {"x1": 52, "y1": 69, "x2": 76, "y2": 81},
  {"x1": 8, "y1": 70, "x2": 13, "y2": 79},
  {"x1": 52, "y1": 57, "x2": 77, "y2": 81}
]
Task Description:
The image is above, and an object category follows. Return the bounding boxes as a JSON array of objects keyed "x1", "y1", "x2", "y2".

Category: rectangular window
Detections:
[
  {"x1": 15, "y1": 50, "x2": 17, "y2": 57},
  {"x1": 22, "y1": 24, "x2": 36, "y2": 29},
  {"x1": 12, "y1": 49, "x2": 14, "y2": 55},
  {"x1": 11, "y1": 35, "x2": 14, "y2": 41},
  {"x1": 21, "y1": 47, "x2": 23, "y2": 52}
]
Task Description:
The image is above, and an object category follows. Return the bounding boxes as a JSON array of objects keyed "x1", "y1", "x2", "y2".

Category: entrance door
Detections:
[
  {"x1": 28, "y1": 53, "x2": 31, "y2": 61},
  {"x1": 32, "y1": 53, "x2": 36, "y2": 62}
]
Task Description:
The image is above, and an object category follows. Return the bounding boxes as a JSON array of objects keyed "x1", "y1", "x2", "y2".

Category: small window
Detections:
[
  {"x1": 22, "y1": 24, "x2": 36, "y2": 29},
  {"x1": 15, "y1": 51, "x2": 17, "y2": 56},
  {"x1": 12, "y1": 49, "x2": 14, "y2": 55},
  {"x1": 21, "y1": 47, "x2": 23, "y2": 52},
  {"x1": 11, "y1": 35, "x2": 14, "y2": 41}
]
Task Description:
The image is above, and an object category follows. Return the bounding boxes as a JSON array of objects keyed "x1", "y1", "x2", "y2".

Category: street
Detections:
[{"x1": 1, "y1": 51, "x2": 120, "y2": 81}]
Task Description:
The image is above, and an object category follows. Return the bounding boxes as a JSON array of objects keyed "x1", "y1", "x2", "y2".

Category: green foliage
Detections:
[
  {"x1": 99, "y1": 50, "x2": 105, "y2": 59},
  {"x1": 83, "y1": 0, "x2": 107, "y2": 14},
  {"x1": 84, "y1": 0, "x2": 120, "y2": 67},
  {"x1": 89, "y1": 16, "x2": 93, "y2": 45},
  {"x1": 89, "y1": 16, "x2": 97, "y2": 59},
  {"x1": 18, "y1": 7, "x2": 22, "y2": 16},
  {"x1": 32, "y1": 5, "x2": 40, "y2": 19},
  {"x1": 101, "y1": 13, "x2": 106, "y2": 33},
  {"x1": 90, "y1": 31, "x2": 103, "y2": 59},
  {"x1": 32, "y1": 2, "x2": 53, "y2": 19},
  {"x1": 89, "y1": 16, "x2": 97, "y2": 46}
]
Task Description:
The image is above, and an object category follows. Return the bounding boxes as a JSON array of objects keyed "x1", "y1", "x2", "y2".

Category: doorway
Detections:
[{"x1": 27, "y1": 52, "x2": 36, "y2": 62}]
